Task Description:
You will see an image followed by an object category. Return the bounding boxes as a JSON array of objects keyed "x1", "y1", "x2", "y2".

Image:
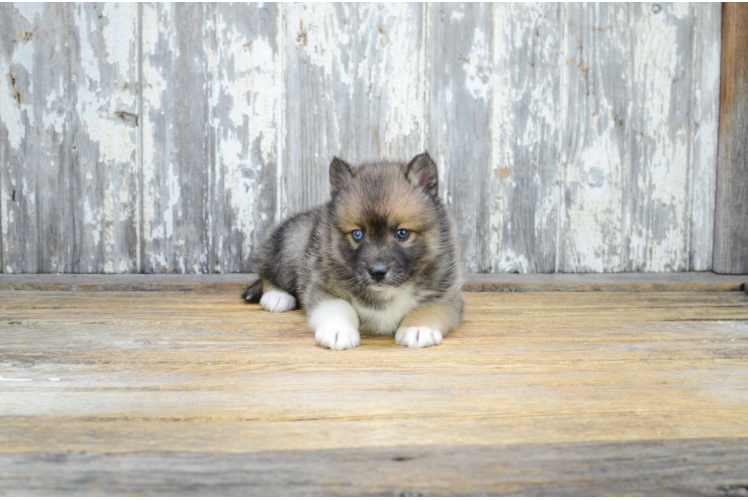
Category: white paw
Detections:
[
  {"x1": 395, "y1": 326, "x2": 442, "y2": 348},
  {"x1": 260, "y1": 290, "x2": 296, "y2": 313},
  {"x1": 315, "y1": 320, "x2": 360, "y2": 350}
]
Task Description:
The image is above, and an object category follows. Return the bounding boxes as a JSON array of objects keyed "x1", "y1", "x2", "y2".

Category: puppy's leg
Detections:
[
  {"x1": 396, "y1": 298, "x2": 463, "y2": 348},
  {"x1": 308, "y1": 299, "x2": 360, "y2": 350},
  {"x1": 259, "y1": 280, "x2": 297, "y2": 313},
  {"x1": 242, "y1": 278, "x2": 263, "y2": 303}
]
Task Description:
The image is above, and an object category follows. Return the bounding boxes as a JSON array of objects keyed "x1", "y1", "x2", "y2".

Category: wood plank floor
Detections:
[
  {"x1": 1, "y1": 271, "x2": 746, "y2": 292},
  {"x1": 1, "y1": 288, "x2": 747, "y2": 495}
]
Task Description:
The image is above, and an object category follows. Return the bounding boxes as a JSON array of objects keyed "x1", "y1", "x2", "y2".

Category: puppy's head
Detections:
[{"x1": 329, "y1": 152, "x2": 442, "y2": 291}]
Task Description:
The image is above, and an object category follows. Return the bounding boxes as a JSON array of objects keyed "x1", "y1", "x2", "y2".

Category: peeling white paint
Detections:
[
  {"x1": 141, "y1": 2, "x2": 170, "y2": 259},
  {"x1": 287, "y1": 4, "x2": 353, "y2": 87},
  {"x1": 558, "y1": 4, "x2": 628, "y2": 272},
  {"x1": 162, "y1": 163, "x2": 180, "y2": 240},
  {"x1": 152, "y1": 252, "x2": 168, "y2": 271},
  {"x1": 84, "y1": 200, "x2": 100, "y2": 247},
  {"x1": 275, "y1": 4, "x2": 287, "y2": 222},
  {"x1": 0, "y1": 60, "x2": 25, "y2": 151},
  {"x1": 42, "y1": 88, "x2": 65, "y2": 134},
  {"x1": 628, "y1": 4, "x2": 690, "y2": 271},
  {"x1": 671, "y1": 3, "x2": 691, "y2": 20},
  {"x1": 140, "y1": 39, "x2": 166, "y2": 246},
  {"x1": 688, "y1": 4, "x2": 721, "y2": 271},
  {"x1": 497, "y1": 249, "x2": 530, "y2": 274},
  {"x1": 74, "y1": 5, "x2": 137, "y2": 166},
  {"x1": 209, "y1": 6, "x2": 280, "y2": 271},
  {"x1": 464, "y1": 28, "x2": 490, "y2": 101},
  {"x1": 69, "y1": 3, "x2": 138, "y2": 273},
  {"x1": 1, "y1": 31, "x2": 35, "y2": 151},
  {"x1": 565, "y1": 137, "x2": 626, "y2": 272},
  {"x1": 0, "y1": 2, "x2": 724, "y2": 275},
  {"x1": 77, "y1": 105, "x2": 134, "y2": 165},
  {"x1": 374, "y1": 4, "x2": 425, "y2": 149},
  {"x1": 102, "y1": 3, "x2": 135, "y2": 72},
  {"x1": 15, "y1": 2, "x2": 44, "y2": 24},
  {"x1": 490, "y1": 4, "x2": 524, "y2": 271}
]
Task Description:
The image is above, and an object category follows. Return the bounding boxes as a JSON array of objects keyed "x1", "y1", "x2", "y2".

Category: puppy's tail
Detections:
[{"x1": 242, "y1": 278, "x2": 263, "y2": 303}]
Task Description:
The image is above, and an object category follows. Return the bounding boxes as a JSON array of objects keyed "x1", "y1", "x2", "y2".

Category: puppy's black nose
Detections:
[{"x1": 368, "y1": 264, "x2": 388, "y2": 282}]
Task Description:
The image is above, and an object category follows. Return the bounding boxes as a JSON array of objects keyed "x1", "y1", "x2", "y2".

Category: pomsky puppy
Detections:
[{"x1": 243, "y1": 152, "x2": 464, "y2": 350}]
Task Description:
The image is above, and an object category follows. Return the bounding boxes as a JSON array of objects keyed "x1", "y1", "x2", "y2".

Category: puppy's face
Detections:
[{"x1": 329, "y1": 154, "x2": 441, "y2": 291}]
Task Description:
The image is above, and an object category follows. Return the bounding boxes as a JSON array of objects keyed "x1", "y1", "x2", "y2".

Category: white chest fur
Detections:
[{"x1": 352, "y1": 284, "x2": 421, "y2": 335}]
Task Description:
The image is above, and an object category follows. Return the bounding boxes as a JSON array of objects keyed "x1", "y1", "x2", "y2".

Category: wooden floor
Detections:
[{"x1": 1, "y1": 285, "x2": 748, "y2": 495}]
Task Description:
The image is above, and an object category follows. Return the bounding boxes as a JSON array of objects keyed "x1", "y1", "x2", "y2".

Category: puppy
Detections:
[{"x1": 243, "y1": 152, "x2": 464, "y2": 350}]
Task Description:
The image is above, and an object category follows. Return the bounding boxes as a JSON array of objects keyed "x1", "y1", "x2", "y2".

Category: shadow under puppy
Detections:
[{"x1": 244, "y1": 152, "x2": 464, "y2": 350}]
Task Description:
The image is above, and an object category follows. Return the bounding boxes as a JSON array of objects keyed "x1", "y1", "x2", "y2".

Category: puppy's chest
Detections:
[{"x1": 352, "y1": 285, "x2": 423, "y2": 335}]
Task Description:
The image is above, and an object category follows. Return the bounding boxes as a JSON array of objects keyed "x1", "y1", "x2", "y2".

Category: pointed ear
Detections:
[
  {"x1": 330, "y1": 156, "x2": 353, "y2": 195},
  {"x1": 405, "y1": 152, "x2": 439, "y2": 197}
]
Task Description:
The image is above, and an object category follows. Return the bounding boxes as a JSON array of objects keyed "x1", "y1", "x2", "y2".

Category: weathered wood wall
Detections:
[
  {"x1": 714, "y1": 3, "x2": 748, "y2": 274},
  {"x1": 0, "y1": 3, "x2": 724, "y2": 274}
]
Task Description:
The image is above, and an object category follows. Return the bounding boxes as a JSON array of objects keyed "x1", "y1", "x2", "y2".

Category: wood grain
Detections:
[
  {"x1": 714, "y1": 3, "x2": 748, "y2": 274},
  {"x1": 141, "y1": 3, "x2": 211, "y2": 273},
  {"x1": 492, "y1": 3, "x2": 562, "y2": 273},
  {"x1": 427, "y1": 4, "x2": 493, "y2": 273},
  {"x1": 0, "y1": 4, "x2": 73, "y2": 273},
  {"x1": 559, "y1": 4, "x2": 631, "y2": 273},
  {"x1": 559, "y1": 4, "x2": 722, "y2": 273},
  {"x1": 69, "y1": 3, "x2": 139, "y2": 273},
  {"x1": 283, "y1": 3, "x2": 425, "y2": 216},
  {"x1": 0, "y1": 4, "x2": 142, "y2": 273},
  {"x1": 689, "y1": 4, "x2": 722, "y2": 271},
  {"x1": 1, "y1": 272, "x2": 746, "y2": 293},
  {"x1": 208, "y1": 4, "x2": 279, "y2": 273},
  {"x1": 0, "y1": 3, "x2": 731, "y2": 274},
  {"x1": 0, "y1": 288, "x2": 747, "y2": 494},
  {"x1": 628, "y1": 3, "x2": 695, "y2": 272},
  {"x1": 2, "y1": 439, "x2": 747, "y2": 496}
]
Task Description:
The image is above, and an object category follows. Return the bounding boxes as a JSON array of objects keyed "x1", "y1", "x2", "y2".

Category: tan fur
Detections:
[
  {"x1": 398, "y1": 300, "x2": 462, "y2": 333},
  {"x1": 335, "y1": 170, "x2": 436, "y2": 234},
  {"x1": 262, "y1": 280, "x2": 282, "y2": 293}
]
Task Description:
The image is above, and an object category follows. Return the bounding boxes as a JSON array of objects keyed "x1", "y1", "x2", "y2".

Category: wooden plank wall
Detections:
[
  {"x1": 714, "y1": 3, "x2": 748, "y2": 274},
  {"x1": 0, "y1": 3, "x2": 725, "y2": 274}
]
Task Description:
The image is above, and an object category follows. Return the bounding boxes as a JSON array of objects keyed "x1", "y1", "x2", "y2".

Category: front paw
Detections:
[
  {"x1": 396, "y1": 326, "x2": 442, "y2": 348},
  {"x1": 260, "y1": 290, "x2": 297, "y2": 313},
  {"x1": 315, "y1": 320, "x2": 360, "y2": 350}
]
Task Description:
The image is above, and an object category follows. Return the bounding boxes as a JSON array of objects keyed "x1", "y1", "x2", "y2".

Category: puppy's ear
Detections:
[
  {"x1": 405, "y1": 151, "x2": 439, "y2": 197},
  {"x1": 330, "y1": 156, "x2": 354, "y2": 195}
]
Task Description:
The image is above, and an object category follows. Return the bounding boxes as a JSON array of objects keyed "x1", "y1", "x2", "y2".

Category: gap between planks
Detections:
[{"x1": 0, "y1": 272, "x2": 745, "y2": 293}]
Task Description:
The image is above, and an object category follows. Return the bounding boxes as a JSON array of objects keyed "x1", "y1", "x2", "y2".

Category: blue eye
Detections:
[
  {"x1": 352, "y1": 229, "x2": 364, "y2": 241},
  {"x1": 396, "y1": 228, "x2": 411, "y2": 241}
]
